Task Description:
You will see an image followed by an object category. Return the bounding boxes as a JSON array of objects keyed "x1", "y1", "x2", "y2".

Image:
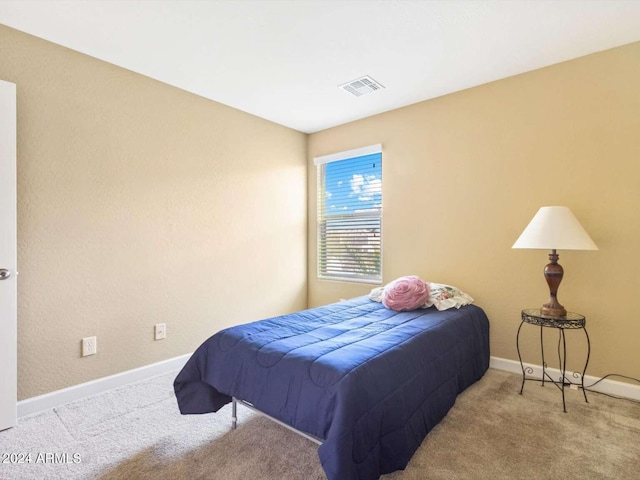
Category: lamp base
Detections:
[
  {"x1": 542, "y1": 250, "x2": 567, "y2": 317},
  {"x1": 541, "y1": 303, "x2": 567, "y2": 318}
]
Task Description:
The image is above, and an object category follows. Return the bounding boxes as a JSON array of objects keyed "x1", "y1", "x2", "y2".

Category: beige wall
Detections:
[
  {"x1": 309, "y1": 42, "x2": 640, "y2": 380},
  {"x1": 0, "y1": 25, "x2": 308, "y2": 400}
]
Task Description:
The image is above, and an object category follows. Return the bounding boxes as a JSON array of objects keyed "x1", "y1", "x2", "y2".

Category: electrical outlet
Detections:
[
  {"x1": 82, "y1": 336, "x2": 97, "y2": 357},
  {"x1": 154, "y1": 323, "x2": 166, "y2": 340}
]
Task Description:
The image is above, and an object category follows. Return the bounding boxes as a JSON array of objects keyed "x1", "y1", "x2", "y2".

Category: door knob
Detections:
[{"x1": 0, "y1": 269, "x2": 11, "y2": 280}]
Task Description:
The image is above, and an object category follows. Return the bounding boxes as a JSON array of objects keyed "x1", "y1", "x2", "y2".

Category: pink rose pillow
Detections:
[{"x1": 382, "y1": 276, "x2": 430, "y2": 312}]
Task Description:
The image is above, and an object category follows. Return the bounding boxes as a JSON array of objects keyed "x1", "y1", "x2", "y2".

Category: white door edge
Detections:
[{"x1": 0, "y1": 79, "x2": 17, "y2": 431}]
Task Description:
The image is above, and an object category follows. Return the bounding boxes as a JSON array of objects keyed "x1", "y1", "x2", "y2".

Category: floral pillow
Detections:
[
  {"x1": 369, "y1": 279, "x2": 473, "y2": 311},
  {"x1": 381, "y1": 275, "x2": 431, "y2": 312},
  {"x1": 423, "y1": 283, "x2": 474, "y2": 311}
]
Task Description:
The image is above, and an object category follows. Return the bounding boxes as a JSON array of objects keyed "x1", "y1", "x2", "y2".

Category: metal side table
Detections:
[{"x1": 516, "y1": 309, "x2": 590, "y2": 412}]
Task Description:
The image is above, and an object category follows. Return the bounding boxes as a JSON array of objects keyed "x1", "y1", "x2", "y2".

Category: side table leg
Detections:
[
  {"x1": 540, "y1": 325, "x2": 546, "y2": 386},
  {"x1": 582, "y1": 327, "x2": 591, "y2": 403},
  {"x1": 560, "y1": 328, "x2": 567, "y2": 413},
  {"x1": 517, "y1": 320, "x2": 526, "y2": 394}
]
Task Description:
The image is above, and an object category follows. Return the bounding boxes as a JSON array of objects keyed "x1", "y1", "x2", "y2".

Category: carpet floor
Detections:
[{"x1": 1, "y1": 368, "x2": 638, "y2": 480}]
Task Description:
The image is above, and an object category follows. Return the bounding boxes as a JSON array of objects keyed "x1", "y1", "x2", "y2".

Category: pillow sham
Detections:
[{"x1": 424, "y1": 283, "x2": 474, "y2": 311}]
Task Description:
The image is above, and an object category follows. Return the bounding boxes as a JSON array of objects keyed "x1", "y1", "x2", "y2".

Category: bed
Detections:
[{"x1": 174, "y1": 295, "x2": 490, "y2": 480}]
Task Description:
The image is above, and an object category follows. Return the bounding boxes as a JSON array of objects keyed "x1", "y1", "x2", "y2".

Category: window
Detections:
[{"x1": 315, "y1": 145, "x2": 382, "y2": 283}]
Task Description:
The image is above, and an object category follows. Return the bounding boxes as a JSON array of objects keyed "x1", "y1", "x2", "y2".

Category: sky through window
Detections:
[{"x1": 324, "y1": 153, "x2": 382, "y2": 215}]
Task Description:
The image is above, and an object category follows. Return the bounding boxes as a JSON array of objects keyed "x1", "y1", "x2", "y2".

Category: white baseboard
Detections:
[
  {"x1": 17, "y1": 353, "x2": 192, "y2": 418},
  {"x1": 490, "y1": 356, "x2": 640, "y2": 402},
  {"x1": 17, "y1": 354, "x2": 638, "y2": 418}
]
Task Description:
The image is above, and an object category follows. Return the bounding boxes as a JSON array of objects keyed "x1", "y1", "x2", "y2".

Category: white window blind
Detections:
[{"x1": 315, "y1": 145, "x2": 382, "y2": 283}]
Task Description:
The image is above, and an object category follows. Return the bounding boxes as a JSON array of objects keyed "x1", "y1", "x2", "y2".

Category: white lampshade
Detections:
[{"x1": 512, "y1": 206, "x2": 598, "y2": 251}]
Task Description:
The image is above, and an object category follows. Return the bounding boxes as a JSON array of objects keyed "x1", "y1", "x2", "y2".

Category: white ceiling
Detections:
[{"x1": 1, "y1": 0, "x2": 640, "y2": 133}]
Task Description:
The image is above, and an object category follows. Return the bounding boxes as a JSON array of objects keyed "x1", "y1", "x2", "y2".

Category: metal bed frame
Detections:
[{"x1": 231, "y1": 397, "x2": 323, "y2": 446}]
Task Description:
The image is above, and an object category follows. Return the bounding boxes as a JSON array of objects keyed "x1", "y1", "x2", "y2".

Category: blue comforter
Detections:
[{"x1": 174, "y1": 296, "x2": 490, "y2": 479}]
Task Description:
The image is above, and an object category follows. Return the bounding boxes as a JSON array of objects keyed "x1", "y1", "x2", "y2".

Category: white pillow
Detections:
[{"x1": 423, "y1": 283, "x2": 474, "y2": 311}]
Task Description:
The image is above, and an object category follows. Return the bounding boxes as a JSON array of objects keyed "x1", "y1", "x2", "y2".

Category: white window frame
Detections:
[{"x1": 314, "y1": 144, "x2": 382, "y2": 284}]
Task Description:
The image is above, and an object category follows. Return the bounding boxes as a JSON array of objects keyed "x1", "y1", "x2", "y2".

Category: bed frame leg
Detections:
[{"x1": 231, "y1": 397, "x2": 237, "y2": 430}]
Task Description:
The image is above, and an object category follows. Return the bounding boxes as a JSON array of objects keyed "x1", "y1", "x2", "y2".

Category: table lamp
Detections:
[{"x1": 512, "y1": 206, "x2": 598, "y2": 317}]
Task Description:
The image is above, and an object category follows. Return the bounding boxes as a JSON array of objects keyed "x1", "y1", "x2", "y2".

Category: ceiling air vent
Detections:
[{"x1": 339, "y1": 75, "x2": 385, "y2": 97}]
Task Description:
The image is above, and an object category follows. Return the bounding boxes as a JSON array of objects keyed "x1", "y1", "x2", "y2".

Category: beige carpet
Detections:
[{"x1": 1, "y1": 369, "x2": 638, "y2": 480}]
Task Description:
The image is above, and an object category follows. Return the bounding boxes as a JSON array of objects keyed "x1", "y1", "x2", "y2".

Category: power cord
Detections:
[{"x1": 582, "y1": 373, "x2": 640, "y2": 404}]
